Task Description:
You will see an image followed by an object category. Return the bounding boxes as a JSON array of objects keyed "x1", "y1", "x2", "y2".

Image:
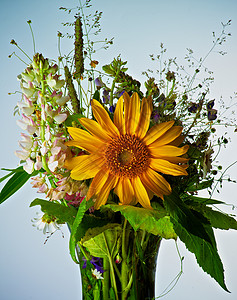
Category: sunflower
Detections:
[{"x1": 64, "y1": 92, "x2": 189, "y2": 209}]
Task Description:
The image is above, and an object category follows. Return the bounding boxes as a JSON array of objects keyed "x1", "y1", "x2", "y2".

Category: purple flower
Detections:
[
  {"x1": 109, "y1": 105, "x2": 115, "y2": 113},
  {"x1": 102, "y1": 89, "x2": 110, "y2": 103},
  {"x1": 207, "y1": 99, "x2": 215, "y2": 110},
  {"x1": 95, "y1": 77, "x2": 104, "y2": 89},
  {"x1": 208, "y1": 108, "x2": 217, "y2": 121},
  {"x1": 188, "y1": 102, "x2": 200, "y2": 113},
  {"x1": 82, "y1": 256, "x2": 104, "y2": 273}
]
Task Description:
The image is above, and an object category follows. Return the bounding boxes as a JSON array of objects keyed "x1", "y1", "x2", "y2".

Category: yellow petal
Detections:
[
  {"x1": 114, "y1": 177, "x2": 135, "y2": 205},
  {"x1": 143, "y1": 121, "x2": 174, "y2": 145},
  {"x1": 135, "y1": 96, "x2": 153, "y2": 139},
  {"x1": 149, "y1": 126, "x2": 183, "y2": 147},
  {"x1": 86, "y1": 170, "x2": 109, "y2": 200},
  {"x1": 114, "y1": 95, "x2": 125, "y2": 134},
  {"x1": 79, "y1": 118, "x2": 110, "y2": 142},
  {"x1": 141, "y1": 167, "x2": 171, "y2": 199},
  {"x1": 69, "y1": 154, "x2": 104, "y2": 180},
  {"x1": 149, "y1": 145, "x2": 189, "y2": 158},
  {"x1": 91, "y1": 99, "x2": 120, "y2": 137},
  {"x1": 131, "y1": 176, "x2": 152, "y2": 209},
  {"x1": 150, "y1": 158, "x2": 188, "y2": 176},
  {"x1": 126, "y1": 92, "x2": 141, "y2": 134},
  {"x1": 164, "y1": 156, "x2": 189, "y2": 164},
  {"x1": 123, "y1": 91, "x2": 130, "y2": 129},
  {"x1": 169, "y1": 135, "x2": 184, "y2": 146},
  {"x1": 94, "y1": 174, "x2": 118, "y2": 209},
  {"x1": 64, "y1": 155, "x2": 85, "y2": 170},
  {"x1": 65, "y1": 133, "x2": 103, "y2": 154}
]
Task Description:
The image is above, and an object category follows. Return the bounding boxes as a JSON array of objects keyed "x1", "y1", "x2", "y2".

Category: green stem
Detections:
[
  {"x1": 103, "y1": 257, "x2": 110, "y2": 300},
  {"x1": 121, "y1": 219, "x2": 129, "y2": 300}
]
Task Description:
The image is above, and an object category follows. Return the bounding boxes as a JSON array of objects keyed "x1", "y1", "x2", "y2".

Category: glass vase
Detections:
[{"x1": 77, "y1": 224, "x2": 161, "y2": 300}]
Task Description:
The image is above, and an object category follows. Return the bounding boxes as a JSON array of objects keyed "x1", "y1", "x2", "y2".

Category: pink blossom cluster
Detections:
[
  {"x1": 15, "y1": 54, "x2": 70, "y2": 175},
  {"x1": 31, "y1": 174, "x2": 88, "y2": 207}
]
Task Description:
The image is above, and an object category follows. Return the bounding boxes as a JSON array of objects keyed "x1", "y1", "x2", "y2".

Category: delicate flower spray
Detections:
[{"x1": 1, "y1": 3, "x2": 237, "y2": 300}]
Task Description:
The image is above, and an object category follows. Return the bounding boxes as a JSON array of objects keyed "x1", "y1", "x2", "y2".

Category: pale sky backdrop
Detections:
[{"x1": 0, "y1": 0, "x2": 237, "y2": 299}]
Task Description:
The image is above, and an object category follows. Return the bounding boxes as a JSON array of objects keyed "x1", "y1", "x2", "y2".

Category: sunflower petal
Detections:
[
  {"x1": 79, "y1": 118, "x2": 110, "y2": 142},
  {"x1": 131, "y1": 176, "x2": 152, "y2": 209},
  {"x1": 69, "y1": 154, "x2": 104, "y2": 180},
  {"x1": 114, "y1": 95, "x2": 125, "y2": 134},
  {"x1": 86, "y1": 170, "x2": 109, "y2": 200},
  {"x1": 149, "y1": 126, "x2": 183, "y2": 147},
  {"x1": 149, "y1": 145, "x2": 189, "y2": 158},
  {"x1": 66, "y1": 129, "x2": 104, "y2": 153},
  {"x1": 135, "y1": 96, "x2": 153, "y2": 139},
  {"x1": 164, "y1": 156, "x2": 189, "y2": 164},
  {"x1": 150, "y1": 158, "x2": 188, "y2": 176},
  {"x1": 141, "y1": 168, "x2": 171, "y2": 199},
  {"x1": 127, "y1": 92, "x2": 141, "y2": 134},
  {"x1": 91, "y1": 99, "x2": 120, "y2": 137},
  {"x1": 143, "y1": 121, "x2": 174, "y2": 145},
  {"x1": 94, "y1": 174, "x2": 118, "y2": 209},
  {"x1": 114, "y1": 177, "x2": 135, "y2": 205}
]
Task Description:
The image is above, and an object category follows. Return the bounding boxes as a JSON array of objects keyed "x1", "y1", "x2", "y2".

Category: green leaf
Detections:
[
  {"x1": 186, "y1": 179, "x2": 213, "y2": 192},
  {"x1": 93, "y1": 90, "x2": 100, "y2": 101},
  {"x1": 69, "y1": 198, "x2": 87, "y2": 263},
  {"x1": 0, "y1": 167, "x2": 37, "y2": 204},
  {"x1": 75, "y1": 214, "x2": 109, "y2": 242},
  {"x1": 30, "y1": 198, "x2": 77, "y2": 225},
  {"x1": 164, "y1": 192, "x2": 213, "y2": 244},
  {"x1": 65, "y1": 113, "x2": 84, "y2": 126},
  {"x1": 102, "y1": 64, "x2": 115, "y2": 76},
  {"x1": 183, "y1": 195, "x2": 225, "y2": 205},
  {"x1": 164, "y1": 193, "x2": 229, "y2": 292},
  {"x1": 81, "y1": 223, "x2": 122, "y2": 259},
  {"x1": 0, "y1": 166, "x2": 26, "y2": 183},
  {"x1": 105, "y1": 204, "x2": 177, "y2": 239},
  {"x1": 198, "y1": 206, "x2": 237, "y2": 230}
]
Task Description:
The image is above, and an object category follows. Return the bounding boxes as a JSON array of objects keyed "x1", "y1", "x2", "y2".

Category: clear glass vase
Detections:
[{"x1": 77, "y1": 225, "x2": 161, "y2": 300}]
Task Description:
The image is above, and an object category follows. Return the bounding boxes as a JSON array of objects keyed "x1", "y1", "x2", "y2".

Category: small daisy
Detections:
[
  {"x1": 32, "y1": 212, "x2": 61, "y2": 235},
  {"x1": 91, "y1": 268, "x2": 104, "y2": 280}
]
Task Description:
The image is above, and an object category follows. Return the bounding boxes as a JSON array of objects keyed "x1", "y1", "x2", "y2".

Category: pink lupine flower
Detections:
[
  {"x1": 65, "y1": 192, "x2": 85, "y2": 207},
  {"x1": 21, "y1": 71, "x2": 34, "y2": 83},
  {"x1": 17, "y1": 96, "x2": 35, "y2": 116},
  {"x1": 19, "y1": 133, "x2": 33, "y2": 150},
  {"x1": 31, "y1": 176, "x2": 48, "y2": 193},
  {"x1": 48, "y1": 64, "x2": 58, "y2": 75},
  {"x1": 16, "y1": 114, "x2": 37, "y2": 134},
  {"x1": 45, "y1": 125, "x2": 51, "y2": 141},
  {"x1": 45, "y1": 104, "x2": 54, "y2": 118},
  {"x1": 47, "y1": 73, "x2": 65, "y2": 90},
  {"x1": 34, "y1": 156, "x2": 43, "y2": 171},
  {"x1": 21, "y1": 81, "x2": 35, "y2": 98},
  {"x1": 23, "y1": 158, "x2": 34, "y2": 174},
  {"x1": 56, "y1": 95, "x2": 70, "y2": 106},
  {"x1": 53, "y1": 108, "x2": 68, "y2": 124},
  {"x1": 40, "y1": 141, "x2": 48, "y2": 156},
  {"x1": 48, "y1": 157, "x2": 58, "y2": 172},
  {"x1": 15, "y1": 149, "x2": 30, "y2": 160}
]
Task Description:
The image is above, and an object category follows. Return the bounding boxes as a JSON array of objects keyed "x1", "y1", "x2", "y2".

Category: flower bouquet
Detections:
[{"x1": 1, "y1": 2, "x2": 237, "y2": 299}]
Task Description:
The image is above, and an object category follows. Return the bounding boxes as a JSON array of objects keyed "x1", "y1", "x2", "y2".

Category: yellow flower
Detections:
[{"x1": 65, "y1": 92, "x2": 189, "y2": 209}]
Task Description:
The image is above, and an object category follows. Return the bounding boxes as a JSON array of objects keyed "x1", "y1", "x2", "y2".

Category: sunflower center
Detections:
[{"x1": 104, "y1": 134, "x2": 150, "y2": 178}]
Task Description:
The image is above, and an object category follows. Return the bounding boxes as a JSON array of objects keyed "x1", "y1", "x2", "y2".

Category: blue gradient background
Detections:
[{"x1": 0, "y1": 0, "x2": 237, "y2": 299}]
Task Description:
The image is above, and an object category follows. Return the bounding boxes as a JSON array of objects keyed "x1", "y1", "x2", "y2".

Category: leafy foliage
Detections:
[
  {"x1": 105, "y1": 204, "x2": 177, "y2": 239},
  {"x1": 30, "y1": 198, "x2": 77, "y2": 225},
  {"x1": 0, "y1": 167, "x2": 38, "y2": 204},
  {"x1": 81, "y1": 223, "x2": 122, "y2": 259},
  {"x1": 164, "y1": 192, "x2": 229, "y2": 291}
]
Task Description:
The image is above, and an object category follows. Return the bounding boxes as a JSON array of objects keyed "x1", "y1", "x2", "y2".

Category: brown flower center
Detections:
[{"x1": 104, "y1": 134, "x2": 150, "y2": 178}]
